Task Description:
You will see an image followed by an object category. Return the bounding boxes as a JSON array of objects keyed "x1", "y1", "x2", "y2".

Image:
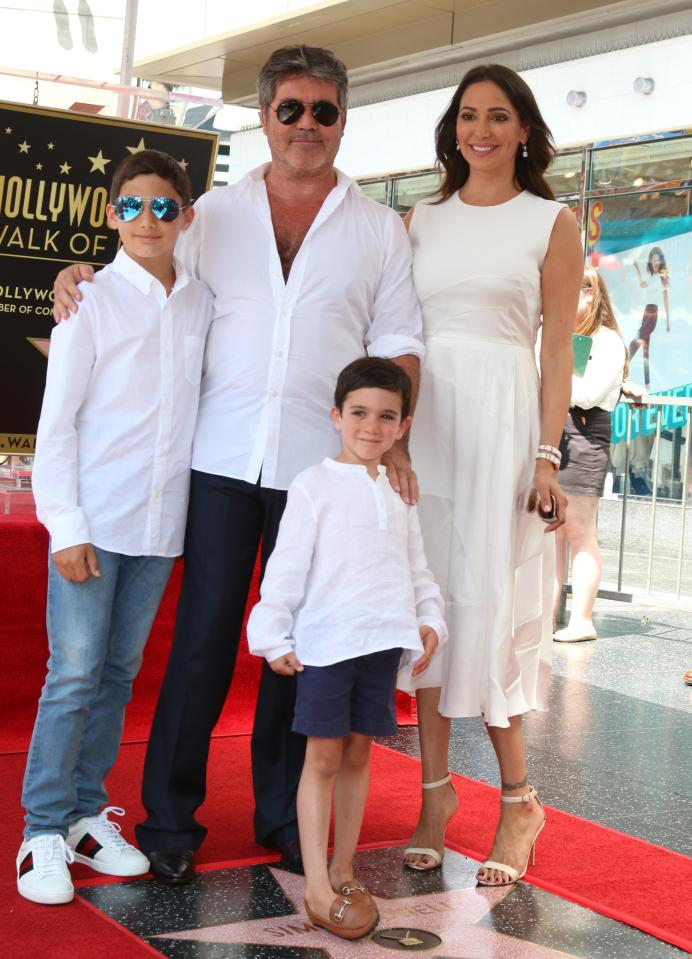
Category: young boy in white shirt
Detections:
[
  {"x1": 247, "y1": 357, "x2": 446, "y2": 940},
  {"x1": 17, "y1": 150, "x2": 213, "y2": 905}
]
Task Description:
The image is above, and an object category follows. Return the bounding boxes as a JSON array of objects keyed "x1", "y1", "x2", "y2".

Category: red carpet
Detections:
[
  {"x1": 1, "y1": 737, "x2": 690, "y2": 956},
  {"x1": 0, "y1": 514, "x2": 416, "y2": 754}
]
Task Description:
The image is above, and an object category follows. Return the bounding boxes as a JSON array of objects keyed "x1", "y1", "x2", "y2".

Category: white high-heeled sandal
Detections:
[
  {"x1": 476, "y1": 786, "x2": 545, "y2": 886},
  {"x1": 403, "y1": 773, "x2": 457, "y2": 871}
]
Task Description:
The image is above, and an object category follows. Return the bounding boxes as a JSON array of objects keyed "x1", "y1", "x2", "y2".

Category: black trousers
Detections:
[{"x1": 135, "y1": 469, "x2": 306, "y2": 853}]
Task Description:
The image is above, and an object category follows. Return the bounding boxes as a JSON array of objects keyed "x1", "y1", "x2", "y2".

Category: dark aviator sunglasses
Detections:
[
  {"x1": 112, "y1": 196, "x2": 189, "y2": 222},
  {"x1": 274, "y1": 99, "x2": 342, "y2": 127}
]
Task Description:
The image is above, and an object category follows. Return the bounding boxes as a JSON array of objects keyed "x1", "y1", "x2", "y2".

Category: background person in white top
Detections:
[
  {"x1": 248, "y1": 358, "x2": 445, "y2": 940},
  {"x1": 553, "y1": 267, "x2": 629, "y2": 643},
  {"x1": 19, "y1": 151, "x2": 212, "y2": 906},
  {"x1": 52, "y1": 45, "x2": 424, "y2": 882}
]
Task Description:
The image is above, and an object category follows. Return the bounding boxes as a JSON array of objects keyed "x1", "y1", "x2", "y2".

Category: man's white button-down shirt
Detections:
[
  {"x1": 247, "y1": 459, "x2": 447, "y2": 666},
  {"x1": 32, "y1": 249, "x2": 214, "y2": 556},
  {"x1": 176, "y1": 164, "x2": 424, "y2": 491}
]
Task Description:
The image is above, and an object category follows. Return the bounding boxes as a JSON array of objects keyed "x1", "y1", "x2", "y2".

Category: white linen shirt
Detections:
[
  {"x1": 176, "y1": 164, "x2": 424, "y2": 491},
  {"x1": 32, "y1": 248, "x2": 213, "y2": 556},
  {"x1": 571, "y1": 327, "x2": 627, "y2": 412},
  {"x1": 247, "y1": 458, "x2": 448, "y2": 667}
]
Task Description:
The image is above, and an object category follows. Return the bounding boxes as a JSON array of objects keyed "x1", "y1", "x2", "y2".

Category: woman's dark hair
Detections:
[
  {"x1": 433, "y1": 63, "x2": 555, "y2": 203},
  {"x1": 334, "y1": 357, "x2": 412, "y2": 419},
  {"x1": 109, "y1": 149, "x2": 192, "y2": 205},
  {"x1": 646, "y1": 246, "x2": 667, "y2": 276}
]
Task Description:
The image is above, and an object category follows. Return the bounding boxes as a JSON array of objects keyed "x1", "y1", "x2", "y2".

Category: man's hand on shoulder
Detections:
[
  {"x1": 53, "y1": 264, "x2": 95, "y2": 322},
  {"x1": 383, "y1": 441, "x2": 419, "y2": 505}
]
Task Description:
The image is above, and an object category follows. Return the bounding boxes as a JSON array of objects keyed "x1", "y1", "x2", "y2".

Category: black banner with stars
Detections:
[{"x1": 0, "y1": 101, "x2": 217, "y2": 455}]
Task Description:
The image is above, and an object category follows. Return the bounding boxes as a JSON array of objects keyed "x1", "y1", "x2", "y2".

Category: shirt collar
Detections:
[
  {"x1": 248, "y1": 163, "x2": 357, "y2": 201},
  {"x1": 111, "y1": 247, "x2": 190, "y2": 297},
  {"x1": 323, "y1": 457, "x2": 387, "y2": 477}
]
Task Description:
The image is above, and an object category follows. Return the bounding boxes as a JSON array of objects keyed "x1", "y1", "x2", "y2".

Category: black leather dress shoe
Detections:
[
  {"x1": 276, "y1": 838, "x2": 303, "y2": 873},
  {"x1": 148, "y1": 848, "x2": 196, "y2": 884}
]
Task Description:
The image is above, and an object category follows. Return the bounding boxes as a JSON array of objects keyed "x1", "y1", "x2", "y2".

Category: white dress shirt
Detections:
[
  {"x1": 247, "y1": 458, "x2": 448, "y2": 666},
  {"x1": 32, "y1": 249, "x2": 213, "y2": 556},
  {"x1": 572, "y1": 327, "x2": 627, "y2": 412},
  {"x1": 176, "y1": 164, "x2": 424, "y2": 491}
]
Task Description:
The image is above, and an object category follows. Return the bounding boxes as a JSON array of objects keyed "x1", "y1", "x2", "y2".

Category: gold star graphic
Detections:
[
  {"x1": 178, "y1": 158, "x2": 188, "y2": 170},
  {"x1": 36, "y1": 162, "x2": 43, "y2": 171},
  {"x1": 47, "y1": 142, "x2": 55, "y2": 150},
  {"x1": 88, "y1": 149, "x2": 111, "y2": 174},
  {"x1": 59, "y1": 161, "x2": 72, "y2": 175},
  {"x1": 126, "y1": 137, "x2": 146, "y2": 154},
  {"x1": 18, "y1": 140, "x2": 30, "y2": 153},
  {"x1": 5, "y1": 126, "x2": 12, "y2": 134},
  {"x1": 27, "y1": 337, "x2": 51, "y2": 358}
]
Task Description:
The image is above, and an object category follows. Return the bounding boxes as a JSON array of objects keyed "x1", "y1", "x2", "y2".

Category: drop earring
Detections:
[
  {"x1": 455, "y1": 141, "x2": 460, "y2": 152},
  {"x1": 521, "y1": 142, "x2": 528, "y2": 158}
]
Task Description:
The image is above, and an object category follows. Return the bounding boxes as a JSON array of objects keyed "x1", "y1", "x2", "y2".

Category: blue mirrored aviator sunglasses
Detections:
[
  {"x1": 274, "y1": 99, "x2": 341, "y2": 127},
  {"x1": 112, "y1": 195, "x2": 188, "y2": 222}
]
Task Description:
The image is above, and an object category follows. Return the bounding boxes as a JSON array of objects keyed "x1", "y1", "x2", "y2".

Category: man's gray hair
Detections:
[{"x1": 257, "y1": 45, "x2": 349, "y2": 112}]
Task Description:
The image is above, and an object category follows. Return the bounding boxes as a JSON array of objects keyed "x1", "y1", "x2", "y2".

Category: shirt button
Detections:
[
  {"x1": 272, "y1": 390, "x2": 278, "y2": 397},
  {"x1": 277, "y1": 350, "x2": 283, "y2": 357}
]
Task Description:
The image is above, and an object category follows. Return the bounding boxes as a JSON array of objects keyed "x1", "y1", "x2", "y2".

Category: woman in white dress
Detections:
[{"x1": 399, "y1": 64, "x2": 583, "y2": 885}]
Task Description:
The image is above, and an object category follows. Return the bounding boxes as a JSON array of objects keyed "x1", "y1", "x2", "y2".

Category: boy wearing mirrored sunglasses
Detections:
[{"x1": 16, "y1": 150, "x2": 213, "y2": 905}]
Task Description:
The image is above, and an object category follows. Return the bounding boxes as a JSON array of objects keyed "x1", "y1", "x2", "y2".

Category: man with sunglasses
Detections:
[{"x1": 52, "y1": 45, "x2": 423, "y2": 884}]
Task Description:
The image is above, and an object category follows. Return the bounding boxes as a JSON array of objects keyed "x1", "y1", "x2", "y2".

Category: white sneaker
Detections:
[
  {"x1": 67, "y1": 806, "x2": 149, "y2": 877},
  {"x1": 17, "y1": 834, "x2": 75, "y2": 905}
]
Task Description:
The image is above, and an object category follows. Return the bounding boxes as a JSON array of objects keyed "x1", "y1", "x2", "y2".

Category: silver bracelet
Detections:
[
  {"x1": 536, "y1": 450, "x2": 560, "y2": 469},
  {"x1": 537, "y1": 443, "x2": 561, "y2": 461}
]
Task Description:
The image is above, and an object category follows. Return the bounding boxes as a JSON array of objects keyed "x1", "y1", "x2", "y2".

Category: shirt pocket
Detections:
[{"x1": 184, "y1": 335, "x2": 205, "y2": 385}]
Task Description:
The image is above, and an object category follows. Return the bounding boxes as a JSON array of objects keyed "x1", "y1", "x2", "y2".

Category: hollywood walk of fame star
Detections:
[
  {"x1": 127, "y1": 137, "x2": 147, "y2": 154},
  {"x1": 88, "y1": 149, "x2": 111, "y2": 174},
  {"x1": 152, "y1": 867, "x2": 578, "y2": 959},
  {"x1": 59, "y1": 161, "x2": 71, "y2": 175},
  {"x1": 19, "y1": 140, "x2": 30, "y2": 153}
]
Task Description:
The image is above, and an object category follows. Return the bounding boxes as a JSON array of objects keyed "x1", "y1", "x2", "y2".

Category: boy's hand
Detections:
[
  {"x1": 52, "y1": 264, "x2": 95, "y2": 322},
  {"x1": 268, "y1": 652, "x2": 304, "y2": 676},
  {"x1": 411, "y1": 626, "x2": 438, "y2": 677},
  {"x1": 52, "y1": 544, "x2": 100, "y2": 583}
]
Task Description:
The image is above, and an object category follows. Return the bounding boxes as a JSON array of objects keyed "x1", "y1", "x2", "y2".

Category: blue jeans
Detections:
[{"x1": 22, "y1": 547, "x2": 174, "y2": 839}]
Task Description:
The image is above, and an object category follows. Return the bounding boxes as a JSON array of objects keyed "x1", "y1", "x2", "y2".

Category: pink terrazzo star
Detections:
[{"x1": 153, "y1": 867, "x2": 578, "y2": 958}]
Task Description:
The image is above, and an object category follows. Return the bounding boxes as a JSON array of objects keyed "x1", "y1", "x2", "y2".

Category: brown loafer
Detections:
[
  {"x1": 305, "y1": 893, "x2": 378, "y2": 940},
  {"x1": 338, "y1": 881, "x2": 379, "y2": 920}
]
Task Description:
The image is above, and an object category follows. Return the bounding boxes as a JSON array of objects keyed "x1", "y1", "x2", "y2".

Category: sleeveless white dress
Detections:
[{"x1": 398, "y1": 190, "x2": 564, "y2": 727}]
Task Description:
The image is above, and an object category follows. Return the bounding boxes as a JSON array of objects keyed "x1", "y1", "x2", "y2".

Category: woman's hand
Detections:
[{"x1": 528, "y1": 459, "x2": 567, "y2": 532}]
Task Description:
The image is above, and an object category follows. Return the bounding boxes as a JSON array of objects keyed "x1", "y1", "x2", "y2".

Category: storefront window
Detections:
[
  {"x1": 359, "y1": 178, "x2": 388, "y2": 205},
  {"x1": 589, "y1": 134, "x2": 692, "y2": 192},
  {"x1": 545, "y1": 150, "x2": 583, "y2": 199},
  {"x1": 391, "y1": 172, "x2": 441, "y2": 214}
]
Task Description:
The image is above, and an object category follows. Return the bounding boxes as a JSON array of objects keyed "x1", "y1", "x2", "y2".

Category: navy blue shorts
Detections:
[{"x1": 292, "y1": 647, "x2": 403, "y2": 738}]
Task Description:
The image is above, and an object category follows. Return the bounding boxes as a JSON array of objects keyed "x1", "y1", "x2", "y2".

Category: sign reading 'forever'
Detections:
[{"x1": 0, "y1": 101, "x2": 217, "y2": 453}]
